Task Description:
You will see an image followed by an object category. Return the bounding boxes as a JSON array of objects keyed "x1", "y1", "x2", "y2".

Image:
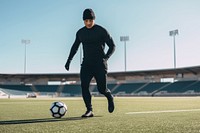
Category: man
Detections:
[{"x1": 65, "y1": 8, "x2": 115, "y2": 117}]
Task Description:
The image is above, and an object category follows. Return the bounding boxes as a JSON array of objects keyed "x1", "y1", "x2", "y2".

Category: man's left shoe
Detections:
[{"x1": 108, "y1": 95, "x2": 114, "y2": 113}]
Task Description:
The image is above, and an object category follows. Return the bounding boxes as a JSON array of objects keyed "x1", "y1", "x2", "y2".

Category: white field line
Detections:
[{"x1": 126, "y1": 109, "x2": 200, "y2": 115}]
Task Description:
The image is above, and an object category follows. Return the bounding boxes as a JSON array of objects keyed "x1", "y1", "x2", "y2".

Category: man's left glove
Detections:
[
  {"x1": 103, "y1": 55, "x2": 109, "y2": 61},
  {"x1": 65, "y1": 59, "x2": 71, "y2": 71}
]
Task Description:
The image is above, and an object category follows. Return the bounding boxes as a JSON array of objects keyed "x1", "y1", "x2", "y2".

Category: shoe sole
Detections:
[{"x1": 81, "y1": 114, "x2": 94, "y2": 118}]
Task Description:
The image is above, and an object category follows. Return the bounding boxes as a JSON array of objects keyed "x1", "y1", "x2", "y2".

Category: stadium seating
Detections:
[
  {"x1": 136, "y1": 82, "x2": 170, "y2": 93},
  {"x1": 1, "y1": 80, "x2": 200, "y2": 96},
  {"x1": 156, "y1": 80, "x2": 196, "y2": 93},
  {"x1": 0, "y1": 85, "x2": 32, "y2": 95},
  {"x1": 111, "y1": 82, "x2": 146, "y2": 94},
  {"x1": 183, "y1": 81, "x2": 200, "y2": 92}
]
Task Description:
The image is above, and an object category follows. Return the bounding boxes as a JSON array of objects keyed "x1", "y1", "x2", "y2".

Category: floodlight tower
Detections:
[
  {"x1": 21, "y1": 39, "x2": 30, "y2": 73},
  {"x1": 120, "y1": 36, "x2": 129, "y2": 71},
  {"x1": 169, "y1": 29, "x2": 178, "y2": 69}
]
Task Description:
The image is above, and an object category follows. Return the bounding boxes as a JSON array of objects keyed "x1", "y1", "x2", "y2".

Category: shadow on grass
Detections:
[{"x1": 0, "y1": 116, "x2": 102, "y2": 125}]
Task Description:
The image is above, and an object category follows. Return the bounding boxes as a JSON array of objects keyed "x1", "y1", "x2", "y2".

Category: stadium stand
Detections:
[
  {"x1": 1, "y1": 65, "x2": 200, "y2": 97},
  {"x1": 112, "y1": 82, "x2": 145, "y2": 95},
  {"x1": 156, "y1": 80, "x2": 196, "y2": 93},
  {"x1": 1, "y1": 80, "x2": 200, "y2": 97},
  {"x1": 184, "y1": 81, "x2": 200, "y2": 92},
  {"x1": 135, "y1": 82, "x2": 170, "y2": 93}
]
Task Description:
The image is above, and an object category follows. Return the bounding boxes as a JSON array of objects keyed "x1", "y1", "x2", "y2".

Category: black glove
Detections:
[
  {"x1": 103, "y1": 55, "x2": 109, "y2": 61},
  {"x1": 65, "y1": 59, "x2": 71, "y2": 71}
]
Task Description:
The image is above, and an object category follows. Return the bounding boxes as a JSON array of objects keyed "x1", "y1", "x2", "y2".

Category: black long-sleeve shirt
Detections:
[{"x1": 67, "y1": 24, "x2": 115, "y2": 67}]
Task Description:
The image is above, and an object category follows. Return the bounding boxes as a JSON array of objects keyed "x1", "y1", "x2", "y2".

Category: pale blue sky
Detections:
[{"x1": 0, "y1": 0, "x2": 200, "y2": 74}]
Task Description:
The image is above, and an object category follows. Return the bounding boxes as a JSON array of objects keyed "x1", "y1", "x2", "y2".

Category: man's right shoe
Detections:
[{"x1": 81, "y1": 110, "x2": 94, "y2": 118}]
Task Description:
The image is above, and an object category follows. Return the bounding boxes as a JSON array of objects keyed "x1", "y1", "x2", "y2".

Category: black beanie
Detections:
[{"x1": 83, "y1": 8, "x2": 95, "y2": 20}]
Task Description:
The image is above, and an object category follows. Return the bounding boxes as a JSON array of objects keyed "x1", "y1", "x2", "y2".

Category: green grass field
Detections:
[{"x1": 1, "y1": 97, "x2": 200, "y2": 133}]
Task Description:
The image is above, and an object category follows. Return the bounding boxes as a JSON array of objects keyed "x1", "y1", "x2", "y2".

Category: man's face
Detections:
[{"x1": 84, "y1": 19, "x2": 95, "y2": 29}]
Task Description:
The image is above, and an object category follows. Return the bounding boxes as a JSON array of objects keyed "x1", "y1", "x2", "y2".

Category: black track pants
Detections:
[{"x1": 80, "y1": 66, "x2": 111, "y2": 111}]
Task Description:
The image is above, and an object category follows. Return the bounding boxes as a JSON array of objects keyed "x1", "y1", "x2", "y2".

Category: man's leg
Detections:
[
  {"x1": 80, "y1": 67, "x2": 93, "y2": 113},
  {"x1": 94, "y1": 67, "x2": 115, "y2": 113}
]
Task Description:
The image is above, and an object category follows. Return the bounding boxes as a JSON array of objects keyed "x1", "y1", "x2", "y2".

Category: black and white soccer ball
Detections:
[{"x1": 50, "y1": 101, "x2": 67, "y2": 118}]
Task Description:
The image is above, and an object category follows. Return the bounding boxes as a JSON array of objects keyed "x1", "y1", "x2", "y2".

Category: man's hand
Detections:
[
  {"x1": 103, "y1": 55, "x2": 109, "y2": 61},
  {"x1": 65, "y1": 60, "x2": 71, "y2": 71}
]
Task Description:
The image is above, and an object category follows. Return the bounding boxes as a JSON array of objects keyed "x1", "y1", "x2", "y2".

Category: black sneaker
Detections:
[
  {"x1": 81, "y1": 110, "x2": 94, "y2": 118},
  {"x1": 108, "y1": 95, "x2": 114, "y2": 113}
]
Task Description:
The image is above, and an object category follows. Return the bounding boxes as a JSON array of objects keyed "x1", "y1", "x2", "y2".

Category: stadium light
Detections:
[
  {"x1": 120, "y1": 36, "x2": 129, "y2": 71},
  {"x1": 169, "y1": 29, "x2": 178, "y2": 69},
  {"x1": 21, "y1": 39, "x2": 30, "y2": 73}
]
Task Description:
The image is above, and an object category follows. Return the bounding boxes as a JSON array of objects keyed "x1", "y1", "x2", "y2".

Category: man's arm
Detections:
[
  {"x1": 65, "y1": 33, "x2": 81, "y2": 71},
  {"x1": 104, "y1": 30, "x2": 116, "y2": 60}
]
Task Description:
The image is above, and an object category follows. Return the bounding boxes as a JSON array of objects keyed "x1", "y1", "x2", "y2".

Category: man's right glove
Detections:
[{"x1": 65, "y1": 59, "x2": 71, "y2": 71}]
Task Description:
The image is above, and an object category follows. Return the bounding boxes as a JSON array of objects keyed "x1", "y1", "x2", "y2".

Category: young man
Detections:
[{"x1": 65, "y1": 8, "x2": 115, "y2": 117}]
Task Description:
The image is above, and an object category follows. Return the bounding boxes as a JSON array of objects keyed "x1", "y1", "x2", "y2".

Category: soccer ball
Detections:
[{"x1": 50, "y1": 101, "x2": 67, "y2": 118}]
